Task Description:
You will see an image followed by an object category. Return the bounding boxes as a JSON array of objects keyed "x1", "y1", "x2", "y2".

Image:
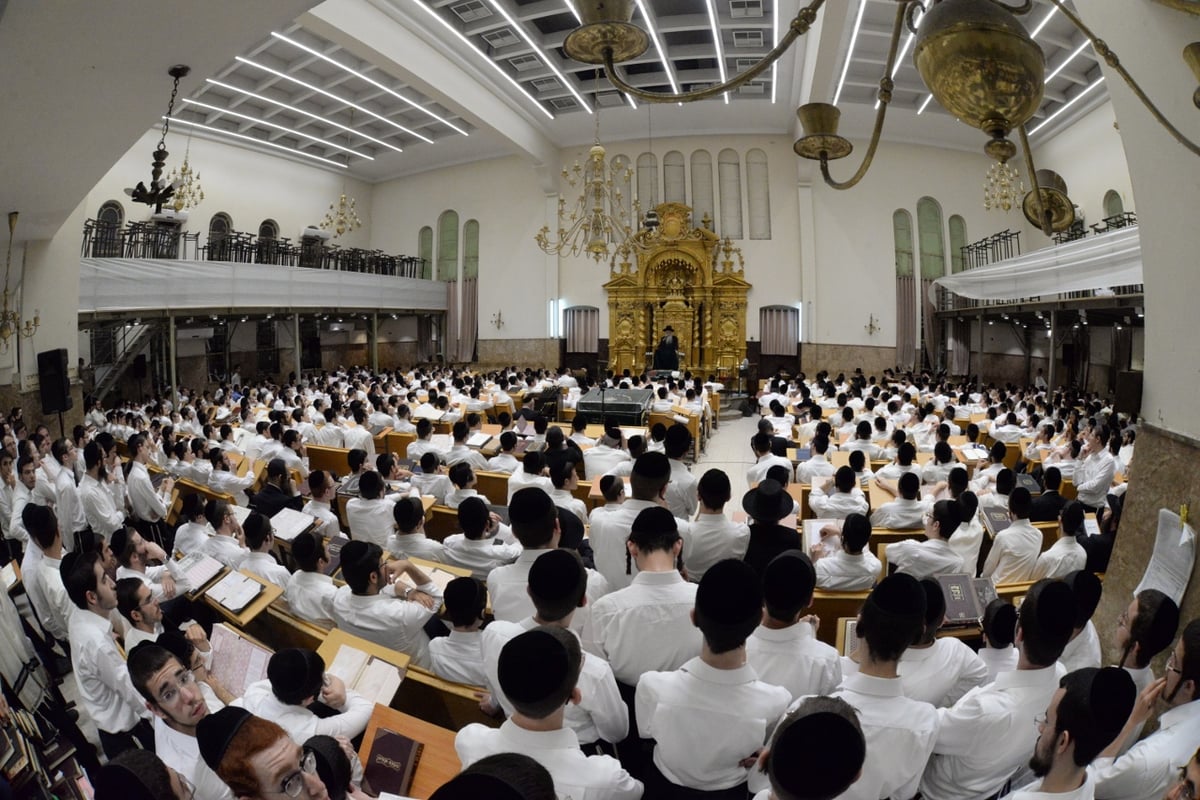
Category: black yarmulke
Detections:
[
  {"x1": 865, "y1": 574, "x2": 926, "y2": 620},
  {"x1": 1064, "y1": 570, "x2": 1103, "y2": 627},
  {"x1": 304, "y1": 734, "x2": 351, "y2": 800},
  {"x1": 291, "y1": 531, "x2": 319, "y2": 562},
  {"x1": 393, "y1": 496, "x2": 424, "y2": 531},
  {"x1": 599, "y1": 474, "x2": 619, "y2": 495},
  {"x1": 982, "y1": 599, "x2": 1018, "y2": 647},
  {"x1": 696, "y1": 559, "x2": 762, "y2": 636},
  {"x1": 430, "y1": 773, "x2": 529, "y2": 800},
  {"x1": 528, "y1": 549, "x2": 583, "y2": 604},
  {"x1": 267, "y1": 648, "x2": 325, "y2": 705},
  {"x1": 497, "y1": 629, "x2": 569, "y2": 705},
  {"x1": 632, "y1": 451, "x2": 671, "y2": 480},
  {"x1": 109, "y1": 526, "x2": 130, "y2": 558},
  {"x1": 197, "y1": 706, "x2": 253, "y2": 772},
  {"x1": 920, "y1": 578, "x2": 947, "y2": 627},
  {"x1": 1090, "y1": 667, "x2": 1137, "y2": 740},
  {"x1": 763, "y1": 551, "x2": 816, "y2": 610},
  {"x1": 508, "y1": 486, "x2": 555, "y2": 524},
  {"x1": 1029, "y1": 580, "x2": 1077, "y2": 640},
  {"x1": 771, "y1": 711, "x2": 865, "y2": 799},
  {"x1": 630, "y1": 506, "x2": 677, "y2": 542}
]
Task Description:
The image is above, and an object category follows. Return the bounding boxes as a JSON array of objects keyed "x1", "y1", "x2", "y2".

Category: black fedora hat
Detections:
[{"x1": 742, "y1": 479, "x2": 793, "y2": 523}]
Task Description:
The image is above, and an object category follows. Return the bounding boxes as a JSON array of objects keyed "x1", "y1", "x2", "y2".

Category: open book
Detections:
[
  {"x1": 466, "y1": 432, "x2": 493, "y2": 449},
  {"x1": 206, "y1": 571, "x2": 263, "y2": 613},
  {"x1": 1, "y1": 561, "x2": 18, "y2": 591},
  {"x1": 230, "y1": 504, "x2": 252, "y2": 527},
  {"x1": 803, "y1": 518, "x2": 841, "y2": 557},
  {"x1": 327, "y1": 643, "x2": 406, "y2": 706},
  {"x1": 394, "y1": 565, "x2": 463, "y2": 596},
  {"x1": 208, "y1": 623, "x2": 272, "y2": 696},
  {"x1": 175, "y1": 551, "x2": 225, "y2": 592},
  {"x1": 270, "y1": 507, "x2": 318, "y2": 542}
]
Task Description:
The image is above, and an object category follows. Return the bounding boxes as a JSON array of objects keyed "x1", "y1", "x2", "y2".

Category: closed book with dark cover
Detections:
[
  {"x1": 363, "y1": 727, "x2": 423, "y2": 797},
  {"x1": 1015, "y1": 473, "x2": 1042, "y2": 496},
  {"x1": 981, "y1": 507, "x2": 1013, "y2": 537},
  {"x1": 937, "y1": 573, "x2": 983, "y2": 625}
]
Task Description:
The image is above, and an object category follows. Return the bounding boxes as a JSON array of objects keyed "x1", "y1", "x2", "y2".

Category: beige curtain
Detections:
[
  {"x1": 417, "y1": 315, "x2": 434, "y2": 362},
  {"x1": 949, "y1": 318, "x2": 971, "y2": 375},
  {"x1": 760, "y1": 306, "x2": 798, "y2": 356},
  {"x1": 456, "y1": 277, "x2": 478, "y2": 362},
  {"x1": 565, "y1": 306, "x2": 600, "y2": 352},
  {"x1": 444, "y1": 280, "x2": 459, "y2": 363},
  {"x1": 921, "y1": 277, "x2": 939, "y2": 369},
  {"x1": 896, "y1": 275, "x2": 916, "y2": 370}
]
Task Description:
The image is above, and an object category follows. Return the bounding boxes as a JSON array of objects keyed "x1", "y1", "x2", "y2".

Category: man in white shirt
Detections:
[
  {"x1": 126, "y1": 644, "x2": 232, "y2": 800},
  {"x1": 239, "y1": 647, "x2": 373, "y2": 743},
  {"x1": 441, "y1": 496, "x2": 521, "y2": 579},
  {"x1": 746, "y1": 432, "x2": 794, "y2": 487},
  {"x1": 1111, "y1": 589, "x2": 1179, "y2": 752},
  {"x1": 810, "y1": 466, "x2": 870, "y2": 520},
  {"x1": 388, "y1": 495, "x2": 446, "y2": 562},
  {"x1": 662, "y1": 425, "x2": 699, "y2": 521},
  {"x1": 795, "y1": 435, "x2": 836, "y2": 486},
  {"x1": 637, "y1": 559, "x2": 791, "y2": 797},
  {"x1": 1032, "y1": 501, "x2": 1089, "y2": 580},
  {"x1": 1008, "y1": 666, "x2": 1136, "y2": 800},
  {"x1": 871, "y1": 471, "x2": 930, "y2": 529},
  {"x1": 429, "y1": 576, "x2": 489, "y2": 687},
  {"x1": 207, "y1": 449, "x2": 255, "y2": 507},
  {"x1": 1059, "y1": 570, "x2": 1104, "y2": 673},
  {"x1": 886, "y1": 499, "x2": 966, "y2": 580},
  {"x1": 50, "y1": 438, "x2": 87, "y2": 544},
  {"x1": 921, "y1": 579, "x2": 1078, "y2": 800},
  {"x1": 111, "y1": 525, "x2": 187, "y2": 604},
  {"x1": 300, "y1": 470, "x2": 340, "y2": 540},
  {"x1": 25, "y1": 504, "x2": 74, "y2": 643},
  {"x1": 747, "y1": 551, "x2": 841, "y2": 700},
  {"x1": 812, "y1": 513, "x2": 882, "y2": 591},
  {"x1": 202, "y1": 500, "x2": 250, "y2": 569},
  {"x1": 584, "y1": 506, "x2": 701, "y2": 688},
  {"x1": 1073, "y1": 425, "x2": 1117, "y2": 512},
  {"x1": 126, "y1": 433, "x2": 174, "y2": 549},
  {"x1": 982, "y1": 487, "x2": 1044, "y2": 584},
  {"x1": 63, "y1": 550, "x2": 154, "y2": 757},
  {"x1": 686, "y1": 469, "x2": 750, "y2": 582},
  {"x1": 79, "y1": 441, "x2": 125, "y2": 538},
  {"x1": 341, "y1": 408, "x2": 376, "y2": 459},
  {"x1": 345, "y1": 471, "x2": 397, "y2": 548},
  {"x1": 506, "y1": 450, "x2": 554, "y2": 503},
  {"x1": 548, "y1": 456, "x2": 588, "y2": 525},
  {"x1": 1092, "y1": 619, "x2": 1200, "y2": 800},
  {"x1": 588, "y1": 452, "x2": 692, "y2": 591},
  {"x1": 446, "y1": 421, "x2": 491, "y2": 471},
  {"x1": 486, "y1": 431, "x2": 521, "y2": 475},
  {"x1": 897, "y1": 579, "x2": 989, "y2": 707},
  {"x1": 283, "y1": 532, "x2": 338, "y2": 627},
  {"x1": 583, "y1": 427, "x2": 631, "y2": 479},
  {"x1": 240, "y1": 512, "x2": 291, "y2": 589},
  {"x1": 330, "y1": 540, "x2": 441, "y2": 668},
  {"x1": 456, "y1": 626, "x2": 643, "y2": 800}
]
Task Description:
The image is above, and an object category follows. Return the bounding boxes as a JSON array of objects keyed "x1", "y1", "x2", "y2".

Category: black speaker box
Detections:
[
  {"x1": 132, "y1": 353, "x2": 148, "y2": 379},
  {"x1": 1114, "y1": 371, "x2": 1143, "y2": 419},
  {"x1": 37, "y1": 348, "x2": 72, "y2": 415}
]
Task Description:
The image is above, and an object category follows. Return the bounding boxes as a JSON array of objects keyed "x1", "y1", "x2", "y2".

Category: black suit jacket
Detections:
[
  {"x1": 1029, "y1": 490, "x2": 1067, "y2": 523},
  {"x1": 743, "y1": 522, "x2": 802, "y2": 578},
  {"x1": 251, "y1": 483, "x2": 304, "y2": 518}
]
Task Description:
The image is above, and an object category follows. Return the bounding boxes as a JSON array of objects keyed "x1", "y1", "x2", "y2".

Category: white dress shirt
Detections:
[
  {"x1": 796, "y1": 455, "x2": 836, "y2": 485},
  {"x1": 386, "y1": 531, "x2": 445, "y2": 562},
  {"x1": 898, "y1": 637, "x2": 990, "y2": 707},
  {"x1": 1090, "y1": 701, "x2": 1200, "y2": 800},
  {"x1": 241, "y1": 551, "x2": 291, "y2": 589},
  {"x1": 506, "y1": 471, "x2": 553, "y2": 503},
  {"x1": 154, "y1": 719, "x2": 234, "y2": 800},
  {"x1": 300, "y1": 499, "x2": 341, "y2": 540},
  {"x1": 978, "y1": 645, "x2": 1019, "y2": 683},
  {"x1": 870, "y1": 497, "x2": 929, "y2": 529},
  {"x1": 550, "y1": 488, "x2": 588, "y2": 525},
  {"x1": 582, "y1": 445, "x2": 631, "y2": 480},
  {"x1": 583, "y1": 570, "x2": 701, "y2": 687},
  {"x1": 68, "y1": 607, "x2": 147, "y2": 735},
  {"x1": 685, "y1": 513, "x2": 751, "y2": 582},
  {"x1": 745, "y1": 622, "x2": 841, "y2": 700},
  {"x1": 455, "y1": 720, "x2": 642, "y2": 800},
  {"x1": 208, "y1": 469, "x2": 255, "y2": 507},
  {"x1": 329, "y1": 583, "x2": 440, "y2": 668},
  {"x1": 887, "y1": 537, "x2": 964, "y2": 580},
  {"x1": 1031, "y1": 536, "x2": 1088, "y2": 580},
  {"x1": 482, "y1": 617, "x2": 628, "y2": 746},
  {"x1": 174, "y1": 522, "x2": 212, "y2": 558},
  {"x1": 814, "y1": 550, "x2": 882, "y2": 591},
  {"x1": 79, "y1": 473, "x2": 125, "y2": 537},
  {"x1": 202, "y1": 533, "x2": 249, "y2": 569},
  {"x1": 284, "y1": 570, "x2": 337, "y2": 627},
  {"x1": 1009, "y1": 773, "x2": 1096, "y2": 800},
  {"x1": 54, "y1": 466, "x2": 87, "y2": 537},
  {"x1": 950, "y1": 518, "x2": 986, "y2": 575},
  {"x1": 637, "y1": 657, "x2": 791, "y2": 791},
  {"x1": 746, "y1": 454, "x2": 794, "y2": 487},
  {"x1": 238, "y1": 679, "x2": 374, "y2": 742},
  {"x1": 486, "y1": 453, "x2": 520, "y2": 474},
  {"x1": 664, "y1": 459, "x2": 698, "y2": 521},
  {"x1": 410, "y1": 473, "x2": 452, "y2": 505},
  {"x1": 1060, "y1": 621, "x2": 1102, "y2": 673},
  {"x1": 127, "y1": 461, "x2": 170, "y2": 522},
  {"x1": 445, "y1": 444, "x2": 490, "y2": 471},
  {"x1": 345, "y1": 496, "x2": 397, "y2": 548},
  {"x1": 440, "y1": 534, "x2": 522, "y2": 579},
  {"x1": 428, "y1": 629, "x2": 488, "y2": 687},
  {"x1": 982, "y1": 519, "x2": 1043, "y2": 584},
  {"x1": 487, "y1": 548, "x2": 608, "y2": 637},
  {"x1": 587, "y1": 499, "x2": 693, "y2": 591},
  {"x1": 921, "y1": 663, "x2": 1066, "y2": 800},
  {"x1": 30, "y1": 556, "x2": 73, "y2": 641},
  {"x1": 1074, "y1": 450, "x2": 1117, "y2": 508},
  {"x1": 445, "y1": 487, "x2": 481, "y2": 509},
  {"x1": 809, "y1": 488, "x2": 870, "y2": 520}
]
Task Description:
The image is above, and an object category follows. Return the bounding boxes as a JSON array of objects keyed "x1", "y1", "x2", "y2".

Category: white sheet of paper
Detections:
[{"x1": 1134, "y1": 508, "x2": 1196, "y2": 607}]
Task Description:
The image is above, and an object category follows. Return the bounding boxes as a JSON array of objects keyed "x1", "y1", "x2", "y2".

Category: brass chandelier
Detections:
[
  {"x1": 0, "y1": 213, "x2": 39, "y2": 352},
  {"x1": 561, "y1": 0, "x2": 1200, "y2": 237}
]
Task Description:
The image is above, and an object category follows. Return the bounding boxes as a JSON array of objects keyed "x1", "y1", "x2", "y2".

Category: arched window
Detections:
[
  {"x1": 1103, "y1": 189, "x2": 1124, "y2": 219},
  {"x1": 463, "y1": 219, "x2": 480, "y2": 279},
  {"x1": 436, "y1": 211, "x2": 459, "y2": 281},
  {"x1": 611, "y1": 155, "x2": 633, "y2": 233},
  {"x1": 663, "y1": 151, "x2": 685, "y2": 204},
  {"x1": 94, "y1": 200, "x2": 124, "y2": 257},
  {"x1": 208, "y1": 212, "x2": 233, "y2": 261},
  {"x1": 418, "y1": 226, "x2": 433, "y2": 280},
  {"x1": 256, "y1": 219, "x2": 280, "y2": 264},
  {"x1": 948, "y1": 215, "x2": 968, "y2": 273},
  {"x1": 636, "y1": 153, "x2": 658, "y2": 212},
  {"x1": 916, "y1": 197, "x2": 945, "y2": 369},
  {"x1": 894, "y1": 209, "x2": 916, "y2": 370},
  {"x1": 258, "y1": 219, "x2": 279, "y2": 240},
  {"x1": 746, "y1": 148, "x2": 771, "y2": 240},
  {"x1": 718, "y1": 148, "x2": 743, "y2": 239},
  {"x1": 690, "y1": 150, "x2": 715, "y2": 230},
  {"x1": 97, "y1": 200, "x2": 124, "y2": 228}
]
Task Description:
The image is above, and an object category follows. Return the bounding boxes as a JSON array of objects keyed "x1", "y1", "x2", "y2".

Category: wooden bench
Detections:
[
  {"x1": 306, "y1": 444, "x2": 352, "y2": 476},
  {"x1": 244, "y1": 598, "x2": 331, "y2": 653},
  {"x1": 385, "y1": 431, "x2": 417, "y2": 459},
  {"x1": 810, "y1": 590, "x2": 870, "y2": 646},
  {"x1": 392, "y1": 666, "x2": 499, "y2": 731},
  {"x1": 474, "y1": 470, "x2": 511, "y2": 506},
  {"x1": 424, "y1": 505, "x2": 460, "y2": 542}
]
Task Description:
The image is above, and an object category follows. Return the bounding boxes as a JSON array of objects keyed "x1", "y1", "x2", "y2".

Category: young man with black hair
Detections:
[
  {"x1": 896, "y1": 579, "x2": 988, "y2": 707},
  {"x1": 330, "y1": 540, "x2": 441, "y2": 667},
  {"x1": 80, "y1": 439, "x2": 127, "y2": 537},
  {"x1": 441, "y1": 496, "x2": 521, "y2": 579},
  {"x1": 812, "y1": 512, "x2": 882, "y2": 591},
  {"x1": 870, "y1": 470, "x2": 929, "y2": 529},
  {"x1": 1059, "y1": 569, "x2": 1104, "y2": 673},
  {"x1": 746, "y1": 551, "x2": 841, "y2": 700},
  {"x1": 201, "y1": 499, "x2": 250, "y2": 568},
  {"x1": 487, "y1": 431, "x2": 521, "y2": 475},
  {"x1": 126, "y1": 432, "x2": 174, "y2": 547},
  {"x1": 411, "y1": 451, "x2": 453, "y2": 504},
  {"x1": 482, "y1": 549, "x2": 628, "y2": 751},
  {"x1": 636, "y1": 559, "x2": 791, "y2": 797},
  {"x1": 301, "y1": 470, "x2": 340, "y2": 539},
  {"x1": 456, "y1": 626, "x2": 642, "y2": 799},
  {"x1": 921, "y1": 579, "x2": 1078, "y2": 800},
  {"x1": 240, "y1": 511, "x2": 291, "y2": 589},
  {"x1": 112, "y1": 524, "x2": 188, "y2": 601},
  {"x1": 252, "y1": 458, "x2": 304, "y2": 518},
  {"x1": 445, "y1": 461, "x2": 480, "y2": 509},
  {"x1": 207, "y1": 447, "x2": 255, "y2": 507},
  {"x1": 241, "y1": 647, "x2": 373, "y2": 743},
  {"x1": 876, "y1": 442, "x2": 920, "y2": 482},
  {"x1": 284, "y1": 531, "x2": 337, "y2": 627},
  {"x1": 24, "y1": 503, "x2": 74, "y2": 643},
  {"x1": 125, "y1": 643, "x2": 232, "y2": 800},
  {"x1": 446, "y1": 420, "x2": 490, "y2": 471},
  {"x1": 585, "y1": 506, "x2": 700, "y2": 690},
  {"x1": 979, "y1": 598, "x2": 1020, "y2": 681},
  {"x1": 982, "y1": 486, "x2": 1043, "y2": 584},
  {"x1": 506, "y1": 450, "x2": 554, "y2": 503},
  {"x1": 428, "y1": 576, "x2": 489, "y2": 687},
  {"x1": 753, "y1": 697, "x2": 867, "y2": 800},
  {"x1": 686, "y1": 468, "x2": 750, "y2": 583},
  {"x1": 338, "y1": 447, "x2": 369, "y2": 494},
  {"x1": 589, "y1": 452, "x2": 692, "y2": 591},
  {"x1": 747, "y1": 432, "x2": 794, "y2": 487},
  {"x1": 810, "y1": 466, "x2": 869, "y2": 519},
  {"x1": 1093, "y1": 620, "x2": 1200, "y2": 800},
  {"x1": 1115, "y1": 589, "x2": 1180, "y2": 701},
  {"x1": 795, "y1": 435, "x2": 835, "y2": 485},
  {"x1": 389, "y1": 495, "x2": 446, "y2": 562},
  {"x1": 64, "y1": 550, "x2": 154, "y2": 757},
  {"x1": 1012, "y1": 667, "x2": 1137, "y2": 800},
  {"x1": 885, "y1": 498, "x2": 964, "y2": 580},
  {"x1": 589, "y1": 474, "x2": 627, "y2": 523},
  {"x1": 1031, "y1": 501, "x2": 1088, "y2": 579},
  {"x1": 345, "y1": 470, "x2": 396, "y2": 548},
  {"x1": 663, "y1": 424, "x2": 698, "y2": 521},
  {"x1": 1031, "y1": 466, "x2": 1068, "y2": 522}
]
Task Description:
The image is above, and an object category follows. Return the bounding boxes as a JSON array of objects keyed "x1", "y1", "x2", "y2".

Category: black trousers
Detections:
[
  {"x1": 643, "y1": 760, "x2": 748, "y2": 800},
  {"x1": 615, "y1": 681, "x2": 655, "y2": 781},
  {"x1": 98, "y1": 719, "x2": 154, "y2": 760}
]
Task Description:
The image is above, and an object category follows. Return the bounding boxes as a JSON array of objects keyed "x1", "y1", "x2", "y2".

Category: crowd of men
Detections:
[{"x1": 0, "y1": 362, "x2": 1190, "y2": 800}]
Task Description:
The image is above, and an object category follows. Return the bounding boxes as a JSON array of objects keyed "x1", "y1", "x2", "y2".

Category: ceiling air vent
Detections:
[
  {"x1": 450, "y1": 0, "x2": 492, "y2": 22},
  {"x1": 729, "y1": 0, "x2": 764, "y2": 19}
]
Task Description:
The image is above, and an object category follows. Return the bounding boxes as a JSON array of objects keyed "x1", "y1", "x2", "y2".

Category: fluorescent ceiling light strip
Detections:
[
  {"x1": 181, "y1": 98, "x2": 375, "y2": 159},
  {"x1": 702, "y1": 0, "x2": 729, "y2": 103},
  {"x1": 1044, "y1": 40, "x2": 1089, "y2": 84},
  {"x1": 561, "y1": 0, "x2": 582, "y2": 25},
  {"x1": 1028, "y1": 75, "x2": 1104, "y2": 135},
  {"x1": 236, "y1": 56, "x2": 435, "y2": 143},
  {"x1": 207, "y1": 78, "x2": 404, "y2": 152},
  {"x1": 484, "y1": 0, "x2": 591, "y2": 113},
  {"x1": 771, "y1": 0, "x2": 778, "y2": 104},
  {"x1": 270, "y1": 31, "x2": 469, "y2": 136},
  {"x1": 1030, "y1": 7, "x2": 1056, "y2": 38},
  {"x1": 833, "y1": 0, "x2": 868, "y2": 107},
  {"x1": 410, "y1": 0, "x2": 553, "y2": 119},
  {"x1": 874, "y1": 29, "x2": 915, "y2": 109},
  {"x1": 633, "y1": 0, "x2": 680, "y2": 94},
  {"x1": 165, "y1": 117, "x2": 348, "y2": 167},
  {"x1": 916, "y1": 94, "x2": 933, "y2": 114}
]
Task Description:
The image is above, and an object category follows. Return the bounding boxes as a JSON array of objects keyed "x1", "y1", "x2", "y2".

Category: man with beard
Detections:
[{"x1": 1008, "y1": 667, "x2": 1135, "y2": 800}]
